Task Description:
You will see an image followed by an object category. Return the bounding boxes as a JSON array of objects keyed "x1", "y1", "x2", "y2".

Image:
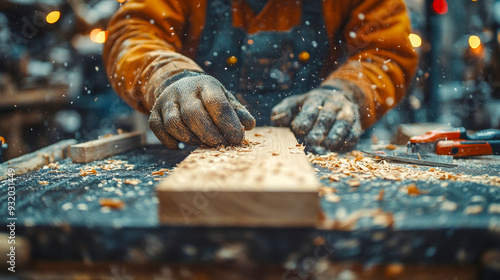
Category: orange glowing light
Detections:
[
  {"x1": 46, "y1": 11, "x2": 61, "y2": 24},
  {"x1": 117, "y1": 0, "x2": 127, "y2": 3},
  {"x1": 90, "y1": 29, "x2": 108, "y2": 44},
  {"x1": 469, "y1": 35, "x2": 481, "y2": 49},
  {"x1": 409, "y1": 33, "x2": 422, "y2": 48},
  {"x1": 0, "y1": 136, "x2": 5, "y2": 145},
  {"x1": 226, "y1": 56, "x2": 238, "y2": 66},
  {"x1": 298, "y1": 51, "x2": 310, "y2": 62}
]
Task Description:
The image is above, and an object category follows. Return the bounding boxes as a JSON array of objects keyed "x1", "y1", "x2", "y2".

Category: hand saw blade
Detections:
[{"x1": 360, "y1": 151, "x2": 458, "y2": 168}]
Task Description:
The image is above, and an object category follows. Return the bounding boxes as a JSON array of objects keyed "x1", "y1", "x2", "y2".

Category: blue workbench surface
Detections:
[{"x1": 1, "y1": 145, "x2": 500, "y2": 269}]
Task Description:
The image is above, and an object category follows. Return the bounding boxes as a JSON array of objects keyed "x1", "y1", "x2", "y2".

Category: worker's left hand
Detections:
[{"x1": 271, "y1": 87, "x2": 363, "y2": 154}]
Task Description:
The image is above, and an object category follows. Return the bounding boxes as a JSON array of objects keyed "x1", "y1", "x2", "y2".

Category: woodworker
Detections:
[{"x1": 103, "y1": 0, "x2": 418, "y2": 153}]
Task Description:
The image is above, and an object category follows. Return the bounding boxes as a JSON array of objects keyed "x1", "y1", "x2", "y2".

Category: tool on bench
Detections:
[
  {"x1": 408, "y1": 127, "x2": 500, "y2": 158},
  {"x1": 361, "y1": 150, "x2": 458, "y2": 168}
]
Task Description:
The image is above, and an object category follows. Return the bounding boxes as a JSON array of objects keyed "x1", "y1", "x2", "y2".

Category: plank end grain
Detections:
[
  {"x1": 70, "y1": 132, "x2": 144, "y2": 163},
  {"x1": 0, "y1": 139, "x2": 76, "y2": 180},
  {"x1": 157, "y1": 127, "x2": 321, "y2": 227}
]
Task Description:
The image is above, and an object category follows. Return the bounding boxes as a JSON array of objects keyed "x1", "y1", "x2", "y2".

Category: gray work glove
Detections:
[
  {"x1": 271, "y1": 86, "x2": 363, "y2": 154},
  {"x1": 149, "y1": 73, "x2": 255, "y2": 149}
]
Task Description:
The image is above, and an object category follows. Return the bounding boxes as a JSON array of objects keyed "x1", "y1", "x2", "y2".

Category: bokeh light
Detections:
[
  {"x1": 432, "y1": 0, "x2": 448, "y2": 15},
  {"x1": 409, "y1": 33, "x2": 422, "y2": 48},
  {"x1": 46, "y1": 11, "x2": 61, "y2": 24},
  {"x1": 468, "y1": 35, "x2": 481, "y2": 49},
  {"x1": 90, "y1": 28, "x2": 108, "y2": 44}
]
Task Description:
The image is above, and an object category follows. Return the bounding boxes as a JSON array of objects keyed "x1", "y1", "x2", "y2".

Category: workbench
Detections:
[{"x1": 1, "y1": 141, "x2": 500, "y2": 279}]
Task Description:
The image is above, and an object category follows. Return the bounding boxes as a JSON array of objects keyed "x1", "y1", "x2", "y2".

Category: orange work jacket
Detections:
[{"x1": 103, "y1": 0, "x2": 418, "y2": 129}]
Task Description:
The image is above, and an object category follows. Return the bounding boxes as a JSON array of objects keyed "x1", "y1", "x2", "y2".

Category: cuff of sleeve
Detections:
[
  {"x1": 157, "y1": 70, "x2": 204, "y2": 94},
  {"x1": 143, "y1": 53, "x2": 205, "y2": 112}
]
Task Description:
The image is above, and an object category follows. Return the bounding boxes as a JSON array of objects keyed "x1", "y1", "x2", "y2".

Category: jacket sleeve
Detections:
[
  {"x1": 322, "y1": 0, "x2": 418, "y2": 129},
  {"x1": 103, "y1": 0, "x2": 204, "y2": 114}
]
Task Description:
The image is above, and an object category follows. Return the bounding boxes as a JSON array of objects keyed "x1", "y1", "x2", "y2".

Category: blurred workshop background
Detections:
[{"x1": 0, "y1": 0, "x2": 499, "y2": 161}]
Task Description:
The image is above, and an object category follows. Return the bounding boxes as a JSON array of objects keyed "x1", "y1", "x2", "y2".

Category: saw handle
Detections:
[
  {"x1": 410, "y1": 128, "x2": 500, "y2": 143},
  {"x1": 465, "y1": 129, "x2": 500, "y2": 141},
  {"x1": 436, "y1": 140, "x2": 500, "y2": 157}
]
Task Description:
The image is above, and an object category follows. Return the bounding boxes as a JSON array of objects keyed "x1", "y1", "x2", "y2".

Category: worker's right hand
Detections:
[{"x1": 149, "y1": 74, "x2": 256, "y2": 149}]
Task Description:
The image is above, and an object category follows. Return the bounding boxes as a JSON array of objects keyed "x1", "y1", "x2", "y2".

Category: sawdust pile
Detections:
[{"x1": 309, "y1": 151, "x2": 500, "y2": 186}]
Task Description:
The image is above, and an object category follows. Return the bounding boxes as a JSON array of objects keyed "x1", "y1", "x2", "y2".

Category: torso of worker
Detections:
[
  {"x1": 103, "y1": 0, "x2": 417, "y2": 129},
  {"x1": 195, "y1": 0, "x2": 328, "y2": 125}
]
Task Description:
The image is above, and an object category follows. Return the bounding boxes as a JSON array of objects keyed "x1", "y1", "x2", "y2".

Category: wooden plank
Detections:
[
  {"x1": 70, "y1": 132, "x2": 144, "y2": 163},
  {"x1": 0, "y1": 139, "x2": 76, "y2": 180},
  {"x1": 157, "y1": 127, "x2": 321, "y2": 227}
]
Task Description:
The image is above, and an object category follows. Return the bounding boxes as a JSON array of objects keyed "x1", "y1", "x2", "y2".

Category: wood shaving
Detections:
[
  {"x1": 254, "y1": 133, "x2": 263, "y2": 137},
  {"x1": 80, "y1": 168, "x2": 97, "y2": 176},
  {"x1": 405, "y1": 183, "x2": 428, "y2": 196},
  {"x1": 318, "y1": 186, "x2": 336, "y2": 197},
  {"x1": 347, "y1": 179, "x2": 361, "y2": 187},
  {"x1": 271, "y1": 151, "x2": 279, "y2": 156},
  {"x1": 488, "y1": 204, "x2": 500, "y2": 214},
  {"x1": 441, "y1": 201, "x2": 458, "y2": 211},
  {"x1": 376, "y1": 189, "x2": 384, "y2": 201},
  {"x1": 98, "y1": 198, "x2": 125, "y2": 209},
  {"x1": 152, "y1": 171, "x2": 165, "y2": 176},
  {"x1": 320, "y1": 208, "x2": 394, "y2": 230},
  {"x1": 105, "y1": 159, "x2": 127, "y2": 165},
  {"x1": 289, "y1": 144, "x2": 306, "y2": 154},
  {"x1": 124, "y1": 164, "x2": 135, "y2": 170},
  {"x1": 464, "y1": 205, "x2": 483, "y2": 215},
  {"x1": 308, "y1": 151, "x2": 500, "y2": 186},
  {"x1": 124, "y1": 179, "x2": 141, "y2": 185},
  {"x1": 100, "y1": 134, "x2": 114, "y2": 139},
  {"x1": 47, "y1": 163, "x2": 60, "y2": 169},
  {"x1": 320, "y1": 174, "x2": 340, "y2": 182},
  {"x1": 386, "y1": 144, "x2": 398, "y2": 150},
  {"x1": 38, "y1": 181, "x2": 49, "y2": 185},
  {"x1": 101, "y1": 164, "x2": 118, "y2": 171},
  {"x1": 325, "y1": 193, "x2": 341, "y2": 203}
]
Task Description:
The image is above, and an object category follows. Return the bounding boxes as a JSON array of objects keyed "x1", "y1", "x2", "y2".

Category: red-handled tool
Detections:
[
  {"x1": 410, "y1": 127, "x2": 500, "y2": 143},
  {"x1": 435, "y1": 140, "x2": 500, "y2": 157},
  {"x1": 408, "y1": 127, "x2": 500, "y2": 157}
]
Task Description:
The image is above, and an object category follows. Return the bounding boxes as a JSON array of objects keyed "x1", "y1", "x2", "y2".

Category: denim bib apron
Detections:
[{"x1": 195, "y1": 0, "x2": 329, "y2": 125}]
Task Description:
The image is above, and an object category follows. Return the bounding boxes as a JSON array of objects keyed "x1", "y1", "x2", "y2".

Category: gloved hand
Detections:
[
  {"x1": 271, "y1": 86, "x2": 362, "y2": 154},
  {"x1": 149, "y1": 74, "x2": 255, "y2": 149}
]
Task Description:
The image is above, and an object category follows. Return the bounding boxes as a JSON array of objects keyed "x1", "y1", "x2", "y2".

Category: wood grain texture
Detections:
[
  {"x1": 157, "y1": 127, "x2": 321, "y2": 227},
  {"x1": 0, "y1": 139, "x2": 76, "y2": 180},
  {"x1": 70, "y1": 132, "x2": 144, "y2": 163}
]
